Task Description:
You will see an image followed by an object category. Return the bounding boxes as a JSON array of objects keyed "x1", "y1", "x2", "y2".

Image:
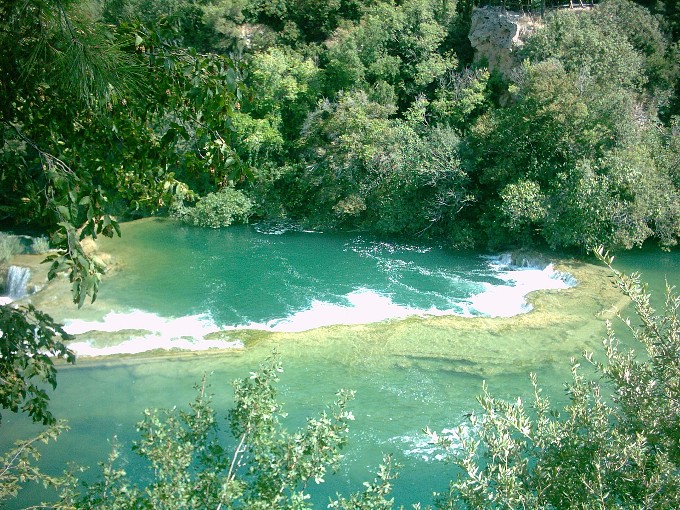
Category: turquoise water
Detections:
[
  {"x1": 56, "y1": 219, "x2": 577, "y2": 353},
  {"x1": 98, "y1": 221, "x2": 496, "y2": 321},
  {"x1": 1, "y1": 220, "x2": 678, "y2": 508}
]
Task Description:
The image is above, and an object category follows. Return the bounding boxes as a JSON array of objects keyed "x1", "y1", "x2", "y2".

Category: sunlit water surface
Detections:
[{"x1": 1, "y1": 219, "x2": 677, "y2": 508}]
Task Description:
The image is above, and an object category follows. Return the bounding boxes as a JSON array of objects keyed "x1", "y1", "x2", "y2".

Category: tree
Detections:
[
  {"x1": 466, "y1": 54, "x2": 680, "y2": 250},
  {"x1": 0, "y1": 305, "x2": 75, "y2": 426},
  {"x1": 453, "y1": 0, "x2": 678, "y2": 250},
  {"x1": 0, "y1": 0, "x2": 139, "y2": 304},
  {"x1": 321, "y1": 0, "x2": 455, "y2": 110},
  {"x1": 172, "y1": 185, "x2": 254, "y2": 227},
  {"x1": 1, "y1": 6, "x2": 137, "y2": 504},
  {"x1": 522, "y1": 6, "x2": 646, "y2": 91},
  {"x1": 430, "y1": 67, "x2": 490, "y2": 133},
  {"x1": 524, "y1": 0, "x2": 679, "y2": 119},
  {"x1": 294, "y1": 90, "x2": 398, "y2": 226},
  {"x1": 431, "y1": 249, "x2": 680, "y2": 508},
  {"x1": 291, "y1": 91, "x2": 471, "y2": 238},
  {"x1": 55, "y1": 355, "x2": 361, "y2": 509},
  {"x1": 1, "y1": 1, "x2": 247, "y2": 505},
  {"x1": 243, "y1": 47, "x2": 322, "y2": 143},
  {"x1": 0, "y1": 421, "x2": 68, "y2": 503},
  {"x1": 1, "y1": 0, "x2": 248, "y2": 304},
  {"x1": 0, "y1": 305, "x2": 74, "y2": 507}
]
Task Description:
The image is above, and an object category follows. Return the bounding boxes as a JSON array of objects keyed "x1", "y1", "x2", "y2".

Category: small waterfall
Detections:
[{"x1": 6, "y1": 265, "x2": 31, "y2": 300}]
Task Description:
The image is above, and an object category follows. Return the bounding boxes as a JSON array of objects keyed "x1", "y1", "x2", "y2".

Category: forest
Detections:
[{"x1": 0, "y1": 0, "x2": 679, "y2": 507}]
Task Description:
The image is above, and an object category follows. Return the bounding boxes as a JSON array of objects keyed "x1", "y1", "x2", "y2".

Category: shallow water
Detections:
[{"x1": 1, "y1": 220, "x2": 678, "y2": 508}]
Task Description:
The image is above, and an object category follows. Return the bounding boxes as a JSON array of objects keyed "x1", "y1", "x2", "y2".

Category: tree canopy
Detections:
[
  {"x1": 1, "y1": 0, "x2": 680, "y2": 507},
  {"x1": 2, "y1": 0, "x2": 679, "y2": 252}
]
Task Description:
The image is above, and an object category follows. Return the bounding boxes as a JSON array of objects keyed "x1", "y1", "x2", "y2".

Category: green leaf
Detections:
[
  {"x1": 56, "y1": 205, "x2": 71, "y2": 221},
  {"x1": 160, "y1": 128, "x2": 177, "y2": 146}
]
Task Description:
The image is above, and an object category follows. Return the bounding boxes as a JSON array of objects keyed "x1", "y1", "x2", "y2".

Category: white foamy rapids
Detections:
[
  {"x1": 63, "y1": 311, "x2": 243, "y2": 357},
  {"x1": 60, "y1": 291, "x2": 446, "y2": 356},
  {"x1": 389, "y1": 426, "x2": 469, "y2": 462},
  {"x1": 470, "y1": 256, "x2": 577, "y2": 317},
  {"x1": 242, "y1": 289, "x2": 449, "y2": 333},
  {"x1": 59, "y1": 256, "x2": 577, "y2": 355}
]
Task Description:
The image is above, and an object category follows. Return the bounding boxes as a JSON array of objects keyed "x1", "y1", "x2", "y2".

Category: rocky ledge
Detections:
[{"x1": 468, "y1": 6, "x2": 543, "y2": 79}]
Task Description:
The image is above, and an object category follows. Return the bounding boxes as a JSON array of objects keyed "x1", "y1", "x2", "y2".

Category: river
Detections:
[{"x1": 1, "y1": 218, "x2": 678, "y2": 508}]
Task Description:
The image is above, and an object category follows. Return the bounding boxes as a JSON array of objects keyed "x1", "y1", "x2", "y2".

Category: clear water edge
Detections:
[{"x1": 1, "y1": 218, "x2": 678, "y2": 509}]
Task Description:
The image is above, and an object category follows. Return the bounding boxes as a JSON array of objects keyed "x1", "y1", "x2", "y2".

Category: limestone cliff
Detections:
[{"x1": 468, "y1": 6, "x2": 543, "y2": 78}]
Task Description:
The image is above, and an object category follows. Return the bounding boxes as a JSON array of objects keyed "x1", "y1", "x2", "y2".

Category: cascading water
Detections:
[{"x1": 5, "y1": 265, "x2": 31, "y2": 300}]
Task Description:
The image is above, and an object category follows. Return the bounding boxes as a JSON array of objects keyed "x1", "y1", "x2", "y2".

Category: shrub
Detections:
[
  {"x1": 31, "y1": 236, "x2": 50, "y2": 254},
  {"x1": 52, "y1": 356, "x2": 360, "y2": 509},
  {"x1": 432, "y1": 248, "x2": 680, "y2": 509},
  {"x1": 174, "y1": 187, "x2": 254, "y2": 228},
  {"x1": 0, "y1": 233, "x2": 22, "y2": 264}
]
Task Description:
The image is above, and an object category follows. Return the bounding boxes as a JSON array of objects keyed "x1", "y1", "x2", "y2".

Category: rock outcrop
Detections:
[{"x1": 468, "y1": 6, "x2": 543, "y2": 79}]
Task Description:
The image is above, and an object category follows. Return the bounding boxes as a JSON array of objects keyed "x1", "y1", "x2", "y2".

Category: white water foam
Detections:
[
  {"x1": 469, "y1": 255, "x2": 577, "y2": 317},
  {"x1": 348, "y1": 238, "x2": 433, "y2": 255},
  {"x1": 389, "y1": 425, "x2": 470, "y2": 462},
  {"x1": 64, "y1": 311, "x2": 243, "y2": 357},
  {"x1": 66, "y1": 336, "x2": 244, "y2": 357},
  {"x1": 60, "y1": 290, "x2": 448, "y2": 356},
  {"x1": 61, "y1": 255, "x2": 576, "y2": 356},
  {"x1": 254, "y1": 220, "x2": 322, "y2": 235},
  {"x1": 247, "y1": 289, "x2": 441, "y2": 333}
]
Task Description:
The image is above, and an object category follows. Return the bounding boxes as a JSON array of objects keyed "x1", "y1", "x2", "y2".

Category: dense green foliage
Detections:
[
  {"x1": 1, "y1": 0, "x2": 680, "y2": 507},
  {"x1": 0, "y1": 305, "x2": 75, "y2": 425},
  {"x1": 0, "y1": 421, "x2": 68, "y2": 504},
  {"x1": 172, "y1": 185, "x2": 254, "y2": 227},
  {"x1": 0, "y1": 234, "x2": 23, "y2": 265},
  {"x1": 2, "y1": 0, "x2": 680, "y2": 252},
  {"x1": 52, "y1": 357, "x2": 367, "y2": 509}
]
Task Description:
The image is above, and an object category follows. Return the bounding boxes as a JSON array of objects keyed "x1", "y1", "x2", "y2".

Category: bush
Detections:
[
  {"x1": 52, "y1": 356, "x2": 361, "y2": 509},
  {"x1": 174, "y1": 186, "x2": 254, "y2": 228},
  {"x1": 0, "y1": 233, "x2": 22, "y2": 264},
  {"x1": 31, "y1": 236, "x2": 50, "y2": 254}
]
